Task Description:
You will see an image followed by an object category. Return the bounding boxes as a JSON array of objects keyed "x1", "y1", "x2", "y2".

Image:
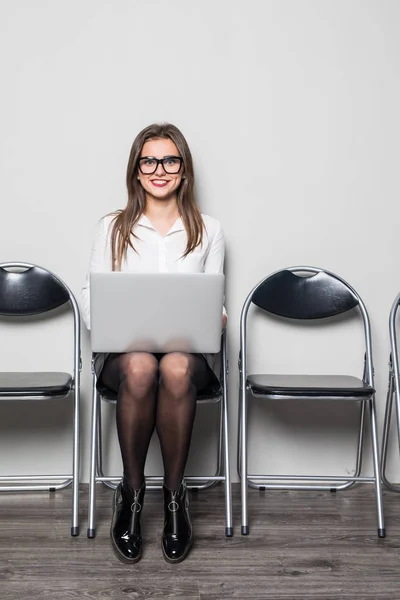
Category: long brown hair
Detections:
[{"x1": 110, "y1": 123, "x2": 204, "y2": 270}]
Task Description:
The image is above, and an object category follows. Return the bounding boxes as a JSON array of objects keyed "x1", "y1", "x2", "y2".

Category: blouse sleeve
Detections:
[
  {"x1": 203, "y1": 220, "x2": 227, "y2": 318},
  {"x1": 81, "y1": 217, "x2": 113, "y2": 330}
]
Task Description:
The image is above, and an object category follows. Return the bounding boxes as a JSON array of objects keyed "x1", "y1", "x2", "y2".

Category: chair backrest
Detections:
[
  {"x1": 0, "y1": 262, "x2": 81, "y2": 381},
  {"x1": 0, "y1": 264, "x2": 70, "y2": 316},
  {"x1": 240, "y1": 266, "x2": 373, "y2": 385},
  {"x1": 252, "y1": 269, "x2": 359, "y2": 319}
]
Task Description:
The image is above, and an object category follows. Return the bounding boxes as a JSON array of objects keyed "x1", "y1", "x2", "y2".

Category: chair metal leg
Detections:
[
  {"x1": 221, "y1": 335, "x2": 233, "y2": 537},
  {"x1": 186, "y1": 399, "x2": 223, "y2": 492},
  {"x1": 216, "y1": 391, "x2": 224, "y2": 477},
  {"x1": 71, "y1": 382, "x2": 80, "y2": 536},
  {"x1": 385, "y1": 295, "x2": 400, "y2": 493},
  {"x1": 87, "y1": 376, "x2": 99, "y2": 539},
  {"x1": 95, "y1": 401, "x2": 120, "y2": 490},
  {"x1": 96, "y1": 398, "x2": 103, "y2": 476},
  {"x1": 240, "y1": 383, "x2": 249, "y2": 535},
  {"x1": 381, "y1": 368, "x2": 400, "y2": 491},
  {"x1": 332, "y1": 401, "x2": 366, "y2": 491},
  {"x1": 369, "y1": 396, "x2": 386, "y2": 537}
]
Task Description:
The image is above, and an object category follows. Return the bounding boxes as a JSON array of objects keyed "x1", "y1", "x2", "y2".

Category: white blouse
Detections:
[{"x1": 81, "y1": 212, "x2": 226, "y2": 331}]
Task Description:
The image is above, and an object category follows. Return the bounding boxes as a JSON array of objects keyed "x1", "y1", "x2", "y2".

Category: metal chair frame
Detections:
[
  {"x1": 381, "y1": 292, "x2": 400, "y2": 491},
  {"x1": 238, "y1": 266, "x2": 385, "y2": 538},
  {"x1": 87, "y1": 331, "x2": 232, "y2": 538},
  {"x1": 0, "y1": 262, "x2": 81, "y2": 536}
]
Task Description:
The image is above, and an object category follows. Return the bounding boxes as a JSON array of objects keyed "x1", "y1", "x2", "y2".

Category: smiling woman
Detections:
[{"x1": 81, "y1": 122, "x2": 226, "y2": 565}]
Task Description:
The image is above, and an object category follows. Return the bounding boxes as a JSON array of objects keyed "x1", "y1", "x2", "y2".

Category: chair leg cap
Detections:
[
  {"x1": 71, "y1": 526, "x2": 79, "y2": 537},
  {"x1": 241, "y1": 526, "x2": 249, "y2": 535},
  {"x1": 225, "y1": 527, "x2": 233, "y2": 537},
  {"x1": 87, "y1": 528, "x2": 96, "y2": 539},
  {"x1": 378, "y1": 528, "x2": 386, "y2": 538}
]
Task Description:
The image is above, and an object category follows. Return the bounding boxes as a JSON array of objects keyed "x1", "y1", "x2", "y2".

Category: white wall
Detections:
[{"x1": 0, "y1": 0, "x2": 399, "y2": 484}]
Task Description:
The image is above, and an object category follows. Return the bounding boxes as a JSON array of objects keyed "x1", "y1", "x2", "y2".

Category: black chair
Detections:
[
  {"x1": 87, "y1": 331, "x2": 232, "y2": 538},
  {"x1": 238, "y1": 266, "x2": 385, "y2": 538},
  {"x1": 0, "y1": 262, "x2": 81, "y2": 536},
  {"x1": 381, "y1": 292, "x2": 400, "y2": 491}
]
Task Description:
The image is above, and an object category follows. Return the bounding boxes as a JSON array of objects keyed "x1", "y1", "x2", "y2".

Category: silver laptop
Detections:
[{"x1": 90, "y1": 272, "x2": 225, "y2": 353}]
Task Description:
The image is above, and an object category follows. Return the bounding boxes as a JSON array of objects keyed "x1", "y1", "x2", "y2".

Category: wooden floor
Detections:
[{"x1": 0, "y1": 483, "x2": 400, "y2": 599}]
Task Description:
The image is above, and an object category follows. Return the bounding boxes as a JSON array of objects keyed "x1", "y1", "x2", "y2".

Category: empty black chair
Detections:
[
  {"x1": 381, "y1": 292, "x2": 400, "y2": 492},
  {"x1": 0, "y1": 262, "x2": 81, "y2": 535},
  {"x1": 238, "y1": 266, "x2": 385, "y2": 538}
]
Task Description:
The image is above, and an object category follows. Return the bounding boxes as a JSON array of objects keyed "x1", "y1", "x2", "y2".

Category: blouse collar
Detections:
[{"x1": 137, "y1": 214, "x2": 185, "y2": 235}]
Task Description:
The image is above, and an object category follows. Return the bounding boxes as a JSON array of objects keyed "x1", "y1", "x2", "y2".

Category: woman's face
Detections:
[{"x1": 137, "y1": 137, "x2": 183, "y2": 202}]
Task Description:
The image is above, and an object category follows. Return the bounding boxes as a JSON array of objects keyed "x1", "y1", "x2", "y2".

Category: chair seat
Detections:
[
  {"x1": 196, "y1": 372, "x2": 222, "y2": 402},
  {"x1": 0, "y1": 372, "x2": 73, "y2": 398},
  {"x1": 247, "y1": 374, "x2": 374, "y2": 398}
]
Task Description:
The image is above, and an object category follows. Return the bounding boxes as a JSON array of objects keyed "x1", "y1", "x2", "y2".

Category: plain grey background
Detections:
[{"x1": 0, "y1": 0, "x2": 399, "y2": 484}]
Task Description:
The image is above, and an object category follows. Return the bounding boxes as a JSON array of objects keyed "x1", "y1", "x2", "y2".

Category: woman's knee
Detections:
[
  {"x1": 119, "y1": 353, "x2": 158, "y2": 395},
  {"x1": 159, "y1": 353, "x2": 193, "y2": 395}
]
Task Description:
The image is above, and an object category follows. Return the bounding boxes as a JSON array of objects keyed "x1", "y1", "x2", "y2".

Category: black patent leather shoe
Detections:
[
  {"x1": 110, "y1": 479, "x2": 145, "y2": 564},
  {"x1": 162, "y1": 481, "x2": 192, "y2": 563}
]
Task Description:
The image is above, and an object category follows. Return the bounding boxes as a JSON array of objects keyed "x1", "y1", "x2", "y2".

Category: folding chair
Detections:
[
  {"x1": 87, "y1": 331, "x2": 232, "y2": 538},
  {"x1": 0, "y1": 262, "x2": 81, "y2": 536},
  {"x1": 381, "y1": 292, "x2": 400, "y2": 491},
  {"x1": 238, "y1": 266, "x2": 385, "y2": 538}
]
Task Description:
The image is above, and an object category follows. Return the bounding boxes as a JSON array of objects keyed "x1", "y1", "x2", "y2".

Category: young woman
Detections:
[{"x1": 81, "y1": 123, "x2": 226, "y2": 564}]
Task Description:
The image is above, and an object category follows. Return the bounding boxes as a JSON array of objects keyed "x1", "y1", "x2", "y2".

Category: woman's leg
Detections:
[
  {"x1": 156, "y1": 352, "x2": 211, "y2": 489},
  {"x1": 100, "y1": 352, "x2": 159, "y2": 488},
  {"x1": 157, "y1": 352, "x2": 212, "y2": 563},
  {"x1": 100, "y1": 351, "x2": 159, "y2": 564}
]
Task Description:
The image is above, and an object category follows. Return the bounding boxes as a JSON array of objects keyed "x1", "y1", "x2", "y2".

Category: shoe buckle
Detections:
[
  {"x1": 168, "y1": 500, "x2": 179, "y2": 512},
  {"x1": 131, "y1": 501, "x2": 142, "y2": 513}
]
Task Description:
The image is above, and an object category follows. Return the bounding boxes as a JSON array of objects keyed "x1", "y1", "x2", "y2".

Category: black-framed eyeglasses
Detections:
[{"x1": 138, "y1": 156, "x2": 183, "y2": 175}]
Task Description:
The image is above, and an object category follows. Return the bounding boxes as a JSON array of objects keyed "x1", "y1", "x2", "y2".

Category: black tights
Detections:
[{"x1": 99, "y1": 352, "x2": 211, "y2": 490}]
